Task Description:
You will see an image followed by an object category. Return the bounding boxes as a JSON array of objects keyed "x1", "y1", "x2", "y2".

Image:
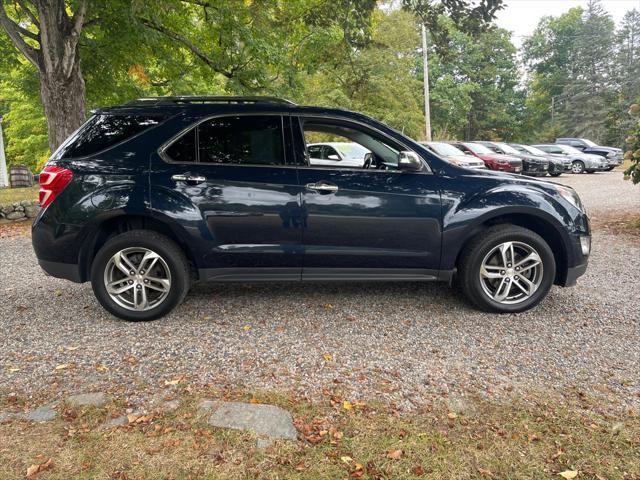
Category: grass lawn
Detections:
[
  {"x1": 0, "y1": 186, "x2": 39, "y2": 205},
  {"x1": 0, "y1": 390, "x2": 637, "y2": 479}
]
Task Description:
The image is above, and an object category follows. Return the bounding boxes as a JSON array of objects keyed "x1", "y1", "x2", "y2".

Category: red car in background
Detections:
[{"x1": 449, "y1": 141, "x2": 523, "y2": 173}]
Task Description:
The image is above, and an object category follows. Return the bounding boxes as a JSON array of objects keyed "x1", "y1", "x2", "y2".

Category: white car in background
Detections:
[
  {"x1": 307, "y1": 142, "x2": 370, "y2": 168},
  {"x1": 421, "y1": 141, "x2": 486, "y2": 169}
]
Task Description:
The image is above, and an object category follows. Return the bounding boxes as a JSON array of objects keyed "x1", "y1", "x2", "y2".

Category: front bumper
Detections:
[
  {"x1": 523, "y1": 162, "x2": 549, "y2": 176},
  {"x1": 564, "y1": 262, "x2": 588, "y2": 287}
]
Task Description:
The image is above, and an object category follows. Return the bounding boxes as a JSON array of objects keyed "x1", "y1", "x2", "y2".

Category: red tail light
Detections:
[{"x1": 39, "y1": 165, "x2": 73, "y2": 209}]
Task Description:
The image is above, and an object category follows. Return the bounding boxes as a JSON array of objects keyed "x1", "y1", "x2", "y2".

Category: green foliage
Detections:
[{"x1": 624, "y1": 103, "x2": 640, "y2": 184}]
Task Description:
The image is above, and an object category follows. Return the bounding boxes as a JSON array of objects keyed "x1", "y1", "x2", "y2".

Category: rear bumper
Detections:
[{"x1": 37, "y1": 259, "x2": 84, "y2": 283}]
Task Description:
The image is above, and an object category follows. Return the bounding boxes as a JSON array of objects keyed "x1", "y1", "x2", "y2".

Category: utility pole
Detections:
[
  {"x1": 0, "y1": 116, "x2": 8, "y2": 188},
  {"x1": 421, "y1": 23, "x2": 432, "y2": 142}
]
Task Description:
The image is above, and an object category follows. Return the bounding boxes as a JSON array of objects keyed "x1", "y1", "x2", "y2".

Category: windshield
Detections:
[
  {"x1": 558, "y1": 145, "x2": 583, "y2": 154},
  {"x1": 464, "y1": 142, "x2": 492, "y2": 154},
  {"x1": 519, "y1": 145, "x2": 547, "y2": 156},
  {"x1": 428, "y1": 142, "x2": 465, "y2": 156},
  {"x1": 581, "y1": 138, "x2": 598, "y2": 147},
  {"x1": 495, "y1": 142, "x2": 520, "y2": 155},
  {"x1": 334, "y1": 143, "x2": 370, "y2": 160}
]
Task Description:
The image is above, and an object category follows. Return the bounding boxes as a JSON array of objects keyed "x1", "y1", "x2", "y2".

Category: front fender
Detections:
[{"x1": 439, "y1": 182, "x2": 587, "y2": 270}]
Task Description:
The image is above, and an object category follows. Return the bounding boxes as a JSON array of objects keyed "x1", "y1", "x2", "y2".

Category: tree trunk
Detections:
[{"x1": 40, "y1": 60, "x2": 86, "y2": 153}]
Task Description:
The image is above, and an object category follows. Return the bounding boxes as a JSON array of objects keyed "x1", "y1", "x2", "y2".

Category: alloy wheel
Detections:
[
  {"x1": 479, "y1": 241, "x2": 544, "y2": 305},
  {"x1": 103, "y1": 247, "x2": 172, "y2": 311}
]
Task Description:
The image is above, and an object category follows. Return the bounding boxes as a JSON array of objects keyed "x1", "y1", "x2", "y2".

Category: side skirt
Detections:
[{"x1": 197, "y1": 267, "x2": 454, "y2": 283}]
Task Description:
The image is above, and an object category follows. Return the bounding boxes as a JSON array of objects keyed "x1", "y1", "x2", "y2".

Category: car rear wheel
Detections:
[
  {"x1": 549, "y1": 172, "x2": 562, "y2": 177},
  {"x1": 571, "y1": 160, "x2": 585, "y2": 174},
  {"x1": 458, "y1": 225, "x2": 555, "y2": 313},
  {"x1": 91, "y1": 231, "x2": 190, "y2": 321}
]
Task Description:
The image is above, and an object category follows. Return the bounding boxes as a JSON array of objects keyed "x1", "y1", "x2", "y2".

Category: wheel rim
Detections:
[
  {"x1": 479, "y1": 241, "x2": 544, "y2": 305},
  {"x1": 572, "y1": 162, "x2": 583, "y2": 173},
  {"x1": 104, "y1": 247, "x2": 171, "y2": 312}
]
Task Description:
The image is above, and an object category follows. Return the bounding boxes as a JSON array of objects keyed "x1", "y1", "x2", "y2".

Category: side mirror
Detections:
[
  {"x1": 398, "y1": 151, "x2": 423, "y2": 171},
  {"x1": 327, "y1": 154, "x2": 340, "y2": 161}
]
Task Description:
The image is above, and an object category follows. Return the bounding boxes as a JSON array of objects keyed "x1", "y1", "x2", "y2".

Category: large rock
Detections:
[
  {"x1": 25, "y1": 205, "x2": 40, "y2": 218},
  {"x1": 5, "y1": 211, "x2": 25, "y2": 220},
  {"x1": 21, "y1": 404, "x2": 57, "y2": 422},
  {"x1": 207, "y1": 402, "x2": 297, "y2": 445},
  {"x1": 67, "y1": 392, "x2": 110, "y2": 408}
]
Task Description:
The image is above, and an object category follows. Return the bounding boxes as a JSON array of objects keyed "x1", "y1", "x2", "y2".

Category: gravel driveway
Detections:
[{"x1": 1, "y1": 171, "x2": 638, "y2": 409}]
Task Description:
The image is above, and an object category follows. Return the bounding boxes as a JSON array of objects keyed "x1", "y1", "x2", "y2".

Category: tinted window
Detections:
[
  {"x1": 198, "y1": 116, "x2": 284, "y2": 165},
  {"x1": 56, "y1": 114, "x2": 163, "y2": 159},
  {"x1": 166, "y1": 128, "x2": 196, "y2": 163},
  {"x1": 308, "y1": 145, "x2": 323, "y2": 158}
]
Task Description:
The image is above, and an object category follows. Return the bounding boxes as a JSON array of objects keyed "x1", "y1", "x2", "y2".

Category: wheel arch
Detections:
[
  {"x1": 77, "y1": 214, "x2": 199, "y2": 283},
  {"x1": 451, "y1": 210, "x2": 569, "y2": 285}
]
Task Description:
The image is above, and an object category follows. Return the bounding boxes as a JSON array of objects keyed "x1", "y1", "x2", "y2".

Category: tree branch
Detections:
[
  {"x1": 0, "y1": 1, "x2": 40, "y2": 67},
  {"x1": 61, "y1": 0, "x2": 87, "y2": 77},
  {"x1": 16, "y1": 0, "x2": 39, "y2": 28}
]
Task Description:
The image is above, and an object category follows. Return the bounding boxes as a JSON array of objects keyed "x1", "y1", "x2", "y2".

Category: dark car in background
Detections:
[
  {"x1": 509, "y1": 144, "x2": 570, "y2": 177},
  {"x1": 449, "y1": 141, "x2": 522, "y2": 173},
  {"x1": 555, "y1": 138, "x2": 623, "y2": 170},
  {"x1": 32, "y1": 96, "x2": 590, "y2": 321},
  {"x1": 476, "y1": 141, "x2": 549, "y2": 177}
]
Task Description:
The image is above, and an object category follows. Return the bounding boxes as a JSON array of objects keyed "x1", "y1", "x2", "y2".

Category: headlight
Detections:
[{"x1": 555, "y1": 185, "x2": 584, "y2": 211}]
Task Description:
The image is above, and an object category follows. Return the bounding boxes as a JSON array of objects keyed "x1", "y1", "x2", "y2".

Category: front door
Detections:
[
  {"x1": 292, "y1": 116, "x2": 442, "y2": 278},
  {"x1": 150, "y1": 114, "x2": 303, "y2": 279}
]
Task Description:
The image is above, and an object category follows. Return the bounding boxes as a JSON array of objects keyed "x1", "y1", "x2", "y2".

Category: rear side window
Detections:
[
  {"x1": 56, "y1": 114, "x2": 163, "y2": 159},
  {"x1": 164, "y1": 115, "x2": 285, "y2": 166}
]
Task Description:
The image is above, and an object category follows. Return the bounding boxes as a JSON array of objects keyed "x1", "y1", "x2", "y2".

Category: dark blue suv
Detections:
[{"x1": 32, "y1": 96, "x2": 591, "y2": 321}]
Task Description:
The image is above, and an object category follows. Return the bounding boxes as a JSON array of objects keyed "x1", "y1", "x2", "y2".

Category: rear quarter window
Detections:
[{"x1": 53, "y1": 114, "x2": 164, "y2": 159}]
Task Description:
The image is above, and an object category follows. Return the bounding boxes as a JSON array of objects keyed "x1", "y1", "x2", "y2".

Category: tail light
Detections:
[{"x1": 39, "y1": 165, "x2": 73, "y2": 209}]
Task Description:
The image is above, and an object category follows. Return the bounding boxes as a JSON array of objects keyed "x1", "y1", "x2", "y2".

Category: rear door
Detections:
[
  {"x1": 291, "y1": 116, "x2": 442, "y2": 277},
  {"x1": 149, "y1": 114, "x2": 304, "y2": 279}
]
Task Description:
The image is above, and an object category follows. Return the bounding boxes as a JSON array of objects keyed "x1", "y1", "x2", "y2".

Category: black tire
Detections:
[
  {"x1": 549, "y1": 172, "x2": 562, "y2": 177},
  {"x1": 90, "y1": 231, "x2": 190, "y2": 321},
  {"x1": 586, "y1": 170, "x2": 595, "y2": 174},
  {"x1": 458, "y1": 225, "x2": 556, "y2": 313},
  {"x1": 605, "y1": 166, "x2": 615, "y2": 171},
  {"x1": 571, "y1": 160, "x2": 585, "y2": 174}
]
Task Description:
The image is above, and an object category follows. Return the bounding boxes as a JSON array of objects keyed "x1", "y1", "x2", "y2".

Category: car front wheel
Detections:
[
  {"x1": 458, "y1": 225, "x2": 555, "y2": 313},
  {"x1": 91, "y1": 231, "x2": 190, "y2": 321}
]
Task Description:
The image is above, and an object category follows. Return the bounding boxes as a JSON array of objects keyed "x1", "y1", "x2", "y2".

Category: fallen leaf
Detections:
[
  {"x1": 164, "y1": 379, "x2": 180, "y2": 386},
  {"x1": 243, "y1": 325, "x2": 252, "y2": 331},
  {"x1": 354, "y1": 463, "x2": 364, "y2": 471},
  {"x1": 559, "y1": 471, "x2": 578, "y2": 479},
  {"x1": 95, "y1": 363, "x2": 109, "y2": 372},
  {"x1": 54, "y1": 364, "x2": 68, "y2": 370},
  {"x1": 342, "y1": 400, "x2": 353, "y2": 411},
  {"x1": 65, "y1": 346, "x2": 79, "y2": 351},
  {"x1": 26, "y1": 458, "x2": 53, "y2": 477},
  {"x1": 323, "y1": 303, "x2": 333, "y2": 309},
  {"x1": 323, "y1": 353, "x2": 333, "y2": 361},
  {"x1": 478, "y1": 467, "x2": 493, "y2": 477},
  {"x1": 125, "y1": 355, "x2": 137, "y2": 365},
  {"x1": 6, "y1": 366, "x2": 20, "y2": 373},
  {"x1": 341, "y1": 456, "x2": 353, "y2": 463},
  {"x1": 249, "y1": 397, "x2": 260, "y2": 404},
  {"x1": 447, "y1": 412, "x2": 458, "y2": 419},
  {"x1": 203, "y1": 316, "x2": 211, "y2": 320},
  {"x1": 386, "y1": 449, "x2": 403, "y2": 459},
  {"x1": 412, "y1": 465, "x2": 426, "y2": 476}
]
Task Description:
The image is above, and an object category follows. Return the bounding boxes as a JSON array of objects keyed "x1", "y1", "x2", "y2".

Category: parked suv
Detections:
[
  {"x1": 533, "y1": 144, "x2": 608, "y2": 174},
  {"x1": 555, "y1": 138, "x2": 623, "y2": 170},
  {"x1": 33, "y1": 96, "x2": 590, "y2": 321}
]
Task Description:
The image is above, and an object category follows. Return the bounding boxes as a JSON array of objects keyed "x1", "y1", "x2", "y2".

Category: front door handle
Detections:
[
  {"x1": 171, "y1": 173, "x2": 206, "y2": 185},
  {"x1": 306, "y1": 182, "x2": 339, "y2": 194}
]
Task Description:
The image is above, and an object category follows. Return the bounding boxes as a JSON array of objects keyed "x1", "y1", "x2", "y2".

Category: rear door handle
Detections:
[
  {"x1": 305, "y1": 182, "x2": 339, "y2": 194},
  {"x1": 171, "y1": 173, "x2": 206, "y2": 184}
]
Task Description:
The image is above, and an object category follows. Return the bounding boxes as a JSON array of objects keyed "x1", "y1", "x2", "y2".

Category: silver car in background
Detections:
[
  {"x1": 420, "y1": 142, "x2": 486, "y2": 169},
  {"x1": 307, "y1": 142, "x2": 371, "y2": 168},
  {"x1": 533, "y1": 144, "x2": 608, "y2": 174}
]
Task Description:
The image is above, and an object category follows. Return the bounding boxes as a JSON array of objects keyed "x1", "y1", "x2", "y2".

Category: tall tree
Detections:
[{"x1": 0, "y1": 0, "x2": 89, "y2": 152}]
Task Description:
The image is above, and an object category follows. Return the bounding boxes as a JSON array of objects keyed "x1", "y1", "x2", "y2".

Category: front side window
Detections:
[
  {"x1": 164, "y1": 115, "x2": 285, "y2": 166},
  {"x1": 302, "y1": 119, "x2": 405, "y2": 171},
  {"x1": 55, "y1": 114, "x2": 164, "y2": 159}
]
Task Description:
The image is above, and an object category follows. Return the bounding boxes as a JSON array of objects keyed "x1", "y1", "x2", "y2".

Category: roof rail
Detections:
[{"x1": 126, "y1": 96, "x2": 296, "y2": 106}]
